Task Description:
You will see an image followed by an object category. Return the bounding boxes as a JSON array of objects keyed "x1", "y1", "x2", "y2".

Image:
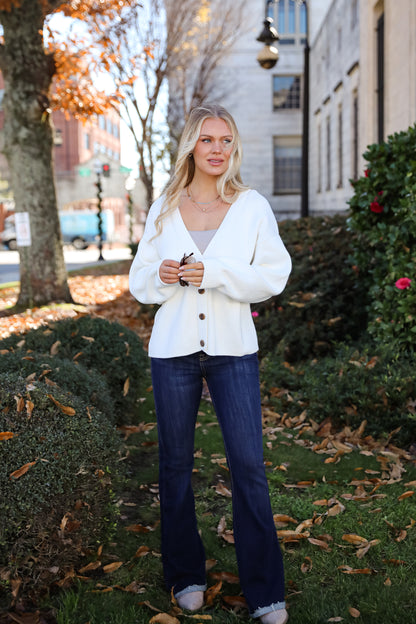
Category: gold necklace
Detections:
[{"x1": 187, "y1": 188, "x2": 220, "y2": 213}]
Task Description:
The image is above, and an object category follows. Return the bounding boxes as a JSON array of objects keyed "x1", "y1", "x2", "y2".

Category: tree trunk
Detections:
[{"x1": 0, "y1": 0, "x2": 72, "y2": 307}]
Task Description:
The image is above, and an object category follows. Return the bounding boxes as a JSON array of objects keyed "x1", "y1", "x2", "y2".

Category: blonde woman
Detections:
[{"x1": 129, "y1": 104, "x2": 291, "y2": 624}]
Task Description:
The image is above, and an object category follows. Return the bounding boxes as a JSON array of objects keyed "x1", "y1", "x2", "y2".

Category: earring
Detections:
[{"x1": 188, "y1": 153, "x2": 193, "y2": 159}]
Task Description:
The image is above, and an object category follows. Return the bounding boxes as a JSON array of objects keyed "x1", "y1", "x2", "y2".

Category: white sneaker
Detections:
[
  {"x1": 260, "y1": 609, "x2": 289, "y2": 624},
  {"x1": 177, "y1": 590, "x2": 205, "y2": 611}
]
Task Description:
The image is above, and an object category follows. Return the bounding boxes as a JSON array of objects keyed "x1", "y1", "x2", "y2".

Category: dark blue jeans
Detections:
[{"x1": 151, "y1": 351, "x2": 286, "y2": 617}]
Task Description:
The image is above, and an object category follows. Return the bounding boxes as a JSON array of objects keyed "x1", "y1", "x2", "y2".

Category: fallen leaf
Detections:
[
  {"x1": 349, "y1": 607, "x2": 361, "y2": 618},
  {"x1": 214, "y1": 482, "x2": 232, "y2": 497},
  {"x1": 14, "y1": 395, "x2": 25, "y2": 412},
  {"x1": 205, "y1": 580, "x2": 222, "y2": 606},
  {"x1": 47, "y1": 394, "x2": 76, "y2": 415},
  {"x1": 327, "y1": 618, "x2": 343, "y2": 622},
  {"x1": 222, "y1": 595, "x2": 248, "y2": 608},
  {"x1": 123, "y1": 377, "x2": 130, "y2": 396},
  {"x1": 341, "y1": 534, "x2": 368, "y2": 546},
  {"x1": 308, "y1": 537, "x2": 330, "y2": 550},
  {"x1": 149, "y1": 614, "x2": 180, "y2": 624},
  {"x1": 301, "y1": 556, "x2": 313, "y2": 573},
  {"x1": 398, "y1": 491, "x2": 414, "y2": 501},
  {"x1": 210, "y1": 571, "x2": 239, "y2": 584},
  {"x1": 78, "y1": 561, "x2": 101, "y2": 573},
  {"x1": 103, "y1": 561, "x2": 123, "y2": 573},
  {"x1": 82, "y1": 335, "x2": 95, "y2": 342},
  {"x1": 135, "y1": 545, "x2": 150, "y2": 557},
  {"x1": 125, "y1": 523, "x2": 151, "y2": 533},
  {"x1": 26, "y1": 400, "x2": 35, "y2": 418},
  {"x1": 50, "y1": 340, "x2": 61, "y2": 355},
  {"x1": 338, "y1": 565, "x2": 375, "y2": 574},
  {"x1": 0, "y1": 431, "x2": 14, "y2": 441},
  {"x1": 10, "y1": 460, "x2": 37, "y2": 480},
  {"x1": 327, "y1": 502, "x2": 345, "y2": 516}
]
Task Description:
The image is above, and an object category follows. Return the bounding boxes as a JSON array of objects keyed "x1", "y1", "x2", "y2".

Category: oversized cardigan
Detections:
[{"x1": 129, "y1": 189, "x2": 292, "y2": 358}]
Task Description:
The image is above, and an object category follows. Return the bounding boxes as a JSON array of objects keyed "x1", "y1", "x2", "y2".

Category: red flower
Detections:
[
  {"x1": 395, "y1": 277, "x2": 412, "y2": 290},
  {"x1": 364, "y1": 169, "x2": 370, "y2": 177},
  {"x1": 370, "y1": 200, "x2": 384, "y2": 213}
]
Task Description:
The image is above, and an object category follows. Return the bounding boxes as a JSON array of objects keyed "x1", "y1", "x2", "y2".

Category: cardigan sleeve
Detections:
[
  {"x1": 201, "y1": 203, "x2": 291, "y2": 304},
  {"x1": 129, "y1": 202, "x2": 178, "y2": 305}
]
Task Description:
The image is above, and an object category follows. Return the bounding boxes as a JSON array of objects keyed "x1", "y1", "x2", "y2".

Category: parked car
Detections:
[{"x1": 0, "y1": 210, "x2": 115, "y2": 250}]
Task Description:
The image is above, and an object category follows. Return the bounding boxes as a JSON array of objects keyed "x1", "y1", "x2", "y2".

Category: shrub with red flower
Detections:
[
  {"x1": 370, "y1": 199, "x2": 384, "y2": 213},
  {"x1": 395, "y1": 277, "x2": 412, "y2": 290}
]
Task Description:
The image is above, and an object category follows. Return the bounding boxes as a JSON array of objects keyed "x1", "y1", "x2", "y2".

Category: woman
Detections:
[{"x1": 129, "y1": 104, "x2": 291, "y2": 624}]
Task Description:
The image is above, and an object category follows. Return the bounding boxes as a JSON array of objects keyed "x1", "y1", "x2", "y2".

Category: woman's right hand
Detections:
[{"x1": 159, "y1": 259, "x2": 181, "y2": 284}]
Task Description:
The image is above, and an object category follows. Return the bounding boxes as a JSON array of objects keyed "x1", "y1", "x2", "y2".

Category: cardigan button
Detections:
[
  {"x1": 198, "y1": 288, "x2": 205, "y2": 294},
  {"x1": 199, "y1": 313, "x2": 206, "y2": 320},
  {"x1": 200, "y1": 340, "x2": 205, "y2": 347}
]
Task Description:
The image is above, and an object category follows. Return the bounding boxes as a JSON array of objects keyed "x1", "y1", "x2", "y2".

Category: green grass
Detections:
[{"x1": 51, "y1": 389, "x2": 416, "y2": 624}]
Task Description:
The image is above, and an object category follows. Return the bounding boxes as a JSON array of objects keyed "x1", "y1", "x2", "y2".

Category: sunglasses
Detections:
[{"x1": 179, "y1": 252, "x2": 194, "y2": 287}]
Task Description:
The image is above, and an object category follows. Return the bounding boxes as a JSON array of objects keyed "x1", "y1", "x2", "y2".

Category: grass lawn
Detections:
[{"x1": 52, "y1": 387, "x2": 416, "y2": 624}]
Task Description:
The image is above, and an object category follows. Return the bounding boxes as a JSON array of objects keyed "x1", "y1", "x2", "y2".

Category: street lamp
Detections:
[
  {"x1": 93, "y1": 159, "x2": 105, "y2": 261},
  {"x1": 256, "y1": 0, "x2": 309, "y2": 218}
]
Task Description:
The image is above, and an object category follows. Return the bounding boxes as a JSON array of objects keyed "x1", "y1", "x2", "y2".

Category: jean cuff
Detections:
[
  {"x1": 251, "y1": 601, "x2": 286, "y2": 619},
  {"x1": 174, "y1": 584, "x2": 207, "y2": 599}
]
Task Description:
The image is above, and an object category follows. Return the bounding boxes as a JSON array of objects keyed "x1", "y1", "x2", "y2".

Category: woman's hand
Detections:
[
  {"x1": 159, "y1": 259, "x2": 181, "y2": 284},
  {"x1": 178, "y1": 261, "x2": 205, "y2": 287}
]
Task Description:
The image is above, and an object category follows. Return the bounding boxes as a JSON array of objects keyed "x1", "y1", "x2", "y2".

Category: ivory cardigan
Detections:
[{"x1": 129, "y1": 189, "x2": 292, "y2": 358}]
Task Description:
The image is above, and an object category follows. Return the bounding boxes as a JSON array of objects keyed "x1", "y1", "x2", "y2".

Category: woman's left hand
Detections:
[{"x1": 178, "y1": 261, "x2": 205, "y2": 287}]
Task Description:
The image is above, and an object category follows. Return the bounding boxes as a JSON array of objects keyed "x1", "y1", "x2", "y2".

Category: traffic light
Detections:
[{"x1": 102, "y1": 163, "x2": 111, "y2": 178}]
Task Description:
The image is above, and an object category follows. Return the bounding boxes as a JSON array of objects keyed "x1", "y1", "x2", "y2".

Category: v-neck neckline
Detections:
[{"x1": 176, "y1": 190, "x2": 249, "y2": 255}]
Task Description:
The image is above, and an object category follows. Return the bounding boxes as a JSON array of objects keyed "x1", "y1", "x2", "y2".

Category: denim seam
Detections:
[
  {"x1": 250, "y1": 601, "x2": 286, "y2": 618},
  {"x1": 174, "y1": 584, "x2": 207, "y2": 599}
]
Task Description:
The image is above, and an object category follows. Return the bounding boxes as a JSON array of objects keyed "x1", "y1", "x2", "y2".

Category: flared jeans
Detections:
[{"x1": 150, "y1": 351, "x2": 286, "y2": 617}]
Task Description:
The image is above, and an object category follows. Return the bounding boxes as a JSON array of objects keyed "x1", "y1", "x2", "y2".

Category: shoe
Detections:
[
  {"x1": 260, "y1": 609, "x2": 288, "y2": 624},
  {"x1": 176, "y1": 590, "x2": 205, "y2": 611}
]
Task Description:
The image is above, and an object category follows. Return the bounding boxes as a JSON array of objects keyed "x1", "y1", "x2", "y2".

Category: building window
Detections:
[
  {"x1": 273, "y1": 136, "x2": 302, "y2": 194},
  {"x1": 273, "y1": 75, "x2": 301, "y2": 110},
  {"x1": 84, "y1": 133, "x2": 91, "y2": 150},
  {"x1": 337, "y1": 106, "x2": 343, "y2": 188},
  {"x1": 326, "y1": 116, "x2": 331, "y2": 190},
  {"x1": 99, "y1": 115, "x2": 106, "y2": 130},
  {"x1": 267, "y1": 0, "x2": 306, "y2": 46},
  {"x1": 0, "y1": 89, "x2": 4, "y2": 111},
  {"x1": 53, "y1": 128, "x2": 63, "y2": 146},
  {"x1": 352, "y1": 92, "x2": 359, "y2": 181},
  {"x1": 351, "y1": 0, "x2": 359, "y2": 29},
  {"x1": 94, "y1": 142, "x2": 100, "y2": 154}
]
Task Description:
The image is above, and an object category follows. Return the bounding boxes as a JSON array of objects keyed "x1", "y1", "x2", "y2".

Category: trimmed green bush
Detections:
[
  {"x1": 253, "y1": 215, "x2": 368, "y2": 361},
  {"x1": 262, "y1": 343, "x2": 416, "y2": 448},
  {"x1": 348, "y1": 125, "x2": 416, "y2": 350},
  {"x1": 0, "y1": 316, "x2": 148, "y2": 424},
  {"x1": 0, "y1": 372, "x2": 122, "y2": 602},
  {"x1": 0, "y1": 351, "x2": 114, "y2": 421}
]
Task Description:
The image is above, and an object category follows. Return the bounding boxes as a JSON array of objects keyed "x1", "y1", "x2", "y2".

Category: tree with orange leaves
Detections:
[{"x1": 0, "y1": 0, "x2": 139, "y2": 307}]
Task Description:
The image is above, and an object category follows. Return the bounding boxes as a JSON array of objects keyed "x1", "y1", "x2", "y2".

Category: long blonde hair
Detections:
[{"x1": 154, "y1": 103, "x2": 249, "y2": 235}]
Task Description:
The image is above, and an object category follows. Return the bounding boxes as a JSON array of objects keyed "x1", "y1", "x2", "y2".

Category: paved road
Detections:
[{"x1": 0, "y1": 245, "x2": 132, "y2": 285}]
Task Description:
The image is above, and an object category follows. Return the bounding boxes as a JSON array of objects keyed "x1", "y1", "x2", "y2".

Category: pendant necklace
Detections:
[{"x1": 187, "y1": 187, "x2": 220, "y2": 213}]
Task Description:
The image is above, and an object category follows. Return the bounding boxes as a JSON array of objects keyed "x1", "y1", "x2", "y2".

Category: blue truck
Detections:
[{"x1": 1, "y1": 210, "x2": 115, "y2": 251}]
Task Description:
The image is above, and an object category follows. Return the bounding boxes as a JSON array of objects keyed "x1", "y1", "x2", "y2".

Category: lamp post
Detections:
[
  {"x1": 256, "y1": 0, "x2": 309, "y2": 218},
  {"x1": 94, "y1": 159, "x2": 105, "y2": 261}
]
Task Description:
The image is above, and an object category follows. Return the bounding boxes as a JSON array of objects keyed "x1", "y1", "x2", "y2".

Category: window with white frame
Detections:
[
  {"x1": 337, "y1": 105, "x2": 343, "y2": 188},
  {"x1": 267, "y1": 0, "x2": 307, "y2": 46},
  {"x1": 273, "y1": 75, "x2": 301, "y2": 110},
  {"x1": 273, "y1": 136, "x2": 302, "y2": 194}
]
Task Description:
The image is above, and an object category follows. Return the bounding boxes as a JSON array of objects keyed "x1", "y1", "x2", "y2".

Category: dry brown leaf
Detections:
[
  {"x1": 384, "y1": 577, "x2": 392, "y2": 586},
  {"x1": 341, "y1": 534, "x2": 368, "y2": 546},
  {"x1": 149, "y1": 614, "x2": 180, "y2": 624},
  {"x1": 10, "y1": 460, "x2": 37, "y2": 480},
  {"x1": 14, "y1": 395, "x2": 25, "y2": 412},
  {"x1": 78, "y1": 561, "x2": 101, "y2": 573},
  {"x1": 356, "y1": 539, "x2": 380, "y2": 559},
  {"x1": 398, "y1": 491, "x2": 414, "y2": 501},
  {"x1": 327, "y1": 502, "x2": 345, "y2": 517},
  {"x1": 205, "y1": 580, "x2": 222, "y2": 606},
  {"x1": 327, "y1": 618, "x2": 343, "y2": 622},
  {"x1": 222, "y1": 595, "x2": 248, "y2": 608},
  {"x1": 0, "y1": 431, "x2": 15, "y2": 441},
  {"x1": 135, "y1": 545, "x2": 151, "y2": 557},
  {"x1": 210, "y1": 571, "x2": 239, "y2": 584},
  {"x1": 277, "y1": 530, "x2": 310, "y2": 539},
  {"x1": 273, "y1": 514, "x2": 298, "y2": 524},
  {"x1": 308, "y1": 537, "x2": 330, "y2": 550},
  {"x1": 82, "y1": 335, "x2": 95, "y2": 342},
  {"x1": 125, "y1": 523, "x2": 151, "y2": 533},
  {"x1": 47, "y1": 394, "x2": 76, "y2": 415},
  {"x1": 26, "y1": 400, "x2": 35, "y2": 418},
  {"x1": 123, "y1": 376, "x2": 130, "y2": 396},
  {"x1": 103, "y1": 561, "x2": 123, "y2": 574},
  {"x1": 50, "y1": 340, "x2": 61, "y2": 355},
  {"x1": 338, "y1": 565, "x2": 374, "y2": 574},
  {"x1": 301, "y1": 556, "x2": 313, "y2": 573},
  {"x1": 348, "y1": 607, "x2": 361, "y2": 618},
  {"x1": 214, "y1": 482, "x2": 232, "y2": 497}
]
